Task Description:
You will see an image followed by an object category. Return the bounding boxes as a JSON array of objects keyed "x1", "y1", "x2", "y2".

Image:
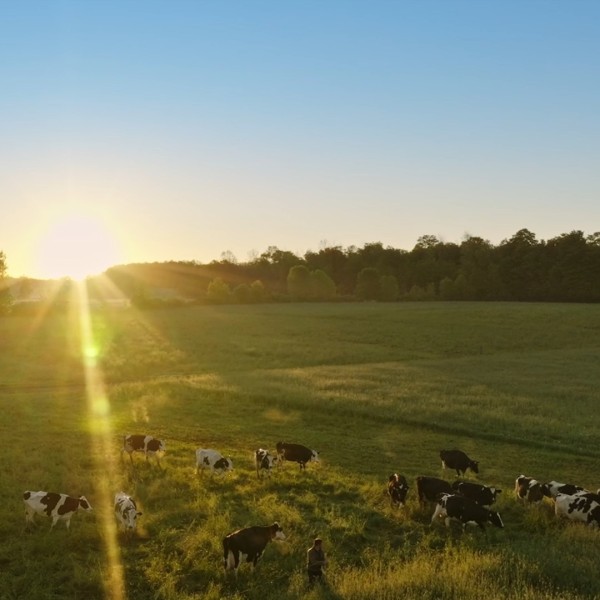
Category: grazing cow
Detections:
[
  {"x1": 196, "y1": 448, "x2": 233, "y2": 476},
  {"x1": 388, "y1": 473, "x2": 409, "y2": 508},
  {"x1": 452, "y1": 481, "x2": 502, "y2": 507},
  {"x1": 431, "y1": 493, "x2": 504, "y2": 530},
  {"x1": 276, "y1": 442, "x2": 319, "y2": 470},
  {"x1": 514, "y1": 475, "x2": 549, "y2": 503},
  {"x1": 223, "y1": 522, "x2": 286, "y2": 573},
  {"x1": 255, "y1": 449, "x2": 278, "y2": 478},
  {"x1": 114, "y1": 492, "x2": 142, "y2": 533},
  {"x1": 440, "y1": 449, "x2": 479, "y2": 477},
  {"x1": 545, "y1": 481, "x2": 588, "y2": 499},
  {"x1": 122, "y1": 434, "x2": 165, "y2": 466},
  {"x1": 555, "y1": 493, "x2": 600, "y2": 527},
  {"x1": 416, "y1": 476, "x2": 453, "y2": 508},
  {"x1": 23, "y1": 491, "x2": 92, "y2": 530}
]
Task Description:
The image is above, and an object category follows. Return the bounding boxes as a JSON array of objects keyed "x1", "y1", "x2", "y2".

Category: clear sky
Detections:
[{"x1": 2, "y1": 0, "x2": 599, "y2": 279}]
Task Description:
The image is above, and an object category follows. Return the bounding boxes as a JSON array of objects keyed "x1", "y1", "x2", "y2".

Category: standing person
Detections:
[{"x1": 306, "y1": 537, "x2": 327, "y2": 585}]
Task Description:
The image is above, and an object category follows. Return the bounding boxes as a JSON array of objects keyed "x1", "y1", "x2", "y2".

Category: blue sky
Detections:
[{"x1": 1, "y1": 0, "x2": 599, "y2": 278}]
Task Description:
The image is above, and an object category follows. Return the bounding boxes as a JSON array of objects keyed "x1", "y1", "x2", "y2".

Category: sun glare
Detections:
[{"x1": 34, "y1": 214, "x2": 122, "y2": 280}]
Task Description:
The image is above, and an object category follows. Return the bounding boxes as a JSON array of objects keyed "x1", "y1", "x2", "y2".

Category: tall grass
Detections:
[{"x1": 1, "y1": 302, "x2": 600, "y2": 599}]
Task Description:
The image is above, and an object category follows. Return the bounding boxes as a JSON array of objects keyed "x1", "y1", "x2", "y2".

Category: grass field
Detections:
[{"x1": 1, "y1": 301, "x2": 600, "y2": 599}]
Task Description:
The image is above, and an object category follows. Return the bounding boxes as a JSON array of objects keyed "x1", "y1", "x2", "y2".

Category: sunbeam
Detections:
[{"x1": 76, "y1": 281, "x2": 125, "y2": 600}]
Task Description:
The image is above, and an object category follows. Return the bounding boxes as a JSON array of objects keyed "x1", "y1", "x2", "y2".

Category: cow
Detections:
[
  {"x1": 555, "y1": 493, "x2": 600, "y2": 527},
  {"x1": 452, "y1": 481, "x2": 502, "y2": 507},
  {"x1": 440, "y1": 449, "x2": 479, "y2": 477},
  {"x1": 388, "y1": 473, "x2": 409, "y2": 508},
  {"x1": 223, "y1": 522, "x2": 286, "y2": 574},
  {"x1": 276, "y1": 442, "x2": 319, "y2": 470},
  {"x1": 122, "y1": 434, "x2": 165, "y2": 466},
  {"x1": 545, "y1": 481, "x2": 588, "y2": 499},
  {"x1": 255, "y1": 449, "x2": 278, "y2": 478},
  {"x1": 431, "y1": 493, "x2": 504, "y2": 530},
  {"x1": 114, "y1": 492, "x2": 142, "y2": 533},
  {"x1": 416, "y1": 476, "x2": 453, "y2": 508},
  {"x1": 196, "y1": 448, "x2": 233, "y2": 476},
  {"x1": 514, "y1": 475, "x2": 549, "y2": 504},
  {"x1": 23, "y1": 491, "x2": 92, "y2": 530}
]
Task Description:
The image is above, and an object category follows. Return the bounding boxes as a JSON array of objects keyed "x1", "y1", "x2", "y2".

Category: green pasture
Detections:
[{"x1": 1, "y1": 302, "x2": 600, "y2": 599}]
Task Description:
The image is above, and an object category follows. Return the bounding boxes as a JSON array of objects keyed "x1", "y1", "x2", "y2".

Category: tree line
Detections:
[
  {"x1": 2, "y1": 228, "x2": 600, "y2": 314},
  {"x1": 98, "y1": 228, "x2": 600, "y2": 305}
]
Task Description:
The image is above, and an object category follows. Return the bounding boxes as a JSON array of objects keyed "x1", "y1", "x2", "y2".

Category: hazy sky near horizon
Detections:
[{"x1": 2, "y1": 0, "x2": 599, "y2": 278}]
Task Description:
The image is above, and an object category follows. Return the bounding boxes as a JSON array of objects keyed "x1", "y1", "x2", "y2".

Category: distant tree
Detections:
[
  {"x1": 355, "y1": 267, "x2": 381, "y2": 301},
  {"x1": 311, "y1": 269, "x2": 336, "y2": 300},
  {"x1": 0, "y1": 251, "x2": 12, "y2": 315},
  {"x1": 406, "y1": 284, "x2": 425, "y2": 301},
  {"x1": 380, "y1": 275, "x2": 399, "y2": 301},
  {"x1": 206, "y1": 277, "x2": 231, "y2": 304},
  {"x1": 233, "y1": 283, "x2": 251, "y2": 303},
  {"x1": 250, "y1": 280, "x2": 266, "y2": 303},
  {"x1": 287, "y1": 265, "x2": 312, "y2": 300},
  {"x1": 439, "y1": 276, "x2": 456, "y2": 300}
]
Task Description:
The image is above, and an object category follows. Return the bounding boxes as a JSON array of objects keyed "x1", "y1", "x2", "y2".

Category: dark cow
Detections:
[
  {"x1": 255, "y1": 449, "x2": 278, "y2": 478},
  {"x1": 514, "y1": 475, "x2": 549, "y2": 504},
  {"x1": 388, "y1": 473, "x2": 409, "y2": 508},
  {"x1": 452, "y1": 481, "x2": 502, "y2": 507},
  {"x1": 555, "y1": 493, "x2": 600, "y2": 527},
  {"x1": 23, "y1": 490, "x2": 92, "y2": 530},
  {"x1": 276, "y1": 442, "x2": 319, "y2": 470},
  {"x1": 440, "y1": 449, "x2": 479, "y2": 477},
  {"x1": 223, "y1": 522, "x2": 286, "y2": 574},
  {"x1": 122, "y1": 434, "x2": 165, "y2": 466},
  {"x1": 432, "y1": 493, "x2": 504, "y2": 530},
  {"x1": 545, "y1": 481, "x2": 588, "y2": 499},
  {"x1": 416, "y1": 476, "x2": 453, "y2": 507}
]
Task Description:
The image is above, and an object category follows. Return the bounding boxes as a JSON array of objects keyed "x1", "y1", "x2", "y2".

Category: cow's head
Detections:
[
  {"x1": 469, "y1": 460, "x2": 479, "y2": 474},
  {"x1": 123, "y1": 506, "x2": 142, "y2": 530},
  {"x1": 79, "y1": 496, "x2": 93, "y2": 511},
  {"x1": 310, "y1": 450, "x2": 319, "y2": 463},
  {"x1": 214, "y1": 457, "x2": 234, "y2": 473},
  {"x1": 271, "y1": 522, "x2": 286, "y2": 541}
]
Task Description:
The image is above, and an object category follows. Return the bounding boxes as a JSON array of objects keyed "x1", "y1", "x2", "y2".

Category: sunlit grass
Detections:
[{"x1": 1, "y1": 302, "x2": 600, "y2": 598}]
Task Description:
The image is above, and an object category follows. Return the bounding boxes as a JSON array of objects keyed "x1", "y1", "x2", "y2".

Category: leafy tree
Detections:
[
  {"x1": 250, "y1": 280, "x2": 266, "y2": 303},
  {"x1": 206, "y1": 277, "x2": 231, "y2": 304},
  {"x1": 287, "y1": 265, "x2": 312, "y2": 300},
  {"x1": 0, "y1": 251, "x2": 12, "y2": 315},
  {"x1": 380, "y1": 275, "x2": 399, "y2": 301},
  {"x1": 233, "y1": 283, "x2": 251, "y2": 304},
  {"x1": 355, "y1": 267, "x2": 381, "y2": 300},
  {"x1": 439, "y1": 276, "x2": 456, "y2": 300},
  {"x1": 311, "y1": 269, "x2": 336, "y2": 300}
]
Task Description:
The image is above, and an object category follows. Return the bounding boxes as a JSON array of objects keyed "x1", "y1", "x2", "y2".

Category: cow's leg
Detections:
[
  {"x1": 445, "y1": 517, "x2": 452, "y2": 528},
  {"x1": 50, "y1": 516, "x2": 59, "y2": 530}
]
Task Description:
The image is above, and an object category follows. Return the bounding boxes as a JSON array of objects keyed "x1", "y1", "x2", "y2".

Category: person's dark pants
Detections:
[{"x1": 308, "y1": 569, "x2": 323, "y2": 585}]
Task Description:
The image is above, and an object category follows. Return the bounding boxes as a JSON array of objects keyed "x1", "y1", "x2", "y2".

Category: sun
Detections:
[{"x1": 34, "y1": 213, "x2": 123, "y2": 280}]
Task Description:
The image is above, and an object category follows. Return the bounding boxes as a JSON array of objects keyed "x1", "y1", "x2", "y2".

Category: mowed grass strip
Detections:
[{"x1": 1, "y1": 302, "x2": 599, "y2": 599}]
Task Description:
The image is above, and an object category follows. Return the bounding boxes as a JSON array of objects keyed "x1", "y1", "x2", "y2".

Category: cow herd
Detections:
[{"x1": 22, "y1": 436, "x2": 600, "y2": 576}]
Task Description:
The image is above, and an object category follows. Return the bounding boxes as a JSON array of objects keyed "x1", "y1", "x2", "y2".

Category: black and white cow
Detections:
[
  {"x1": 276, "y1": 442, "x2": 319, "y2": 470},
  {"x1": 555, "y1": 493, "x2": 600, "y2": 527},
  {"x1": 196, "y1": 448, "x2": 234, "y2": 476},
  {"x1": 388, "y1": 473, "x2": 409, "y2": 508},
  {"x1": 122, "y1": 434, "x2": 165, "y2": 466},
  {"x1": 440, "y1": 449, "x2": 479, "y2": 477},
  {"x1": 223, "y1": 522, "x2": 286, "y2": 574},
  {"x1": 255, "y1": 449, "x2": 278, "y2": 478},
  {"x1": 114, "y1": 492, "x2": 142, "y2": 533},
  {"x1": 431, "y1": 493, "x2": 504, "y2": 530},
  {"x1": 416, "y1": 476, "x2": 453, "y2": 508},
  {"x1": 23, "y1": 490, "x2": 92, "y2": 530},
  {"x1": 514, "y1": 475, "x2": 549, "y2": 504},
  {"x1": 545, "y1": 481, "x2": 588, "y2": 499},
  {"x1": 452, "y1": 481, "x2": 502, "y2": 507}
]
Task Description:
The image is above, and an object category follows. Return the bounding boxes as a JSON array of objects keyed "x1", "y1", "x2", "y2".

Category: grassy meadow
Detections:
[{"x1": 1, "y1": 301, "x2": 600, "y2": 599}]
